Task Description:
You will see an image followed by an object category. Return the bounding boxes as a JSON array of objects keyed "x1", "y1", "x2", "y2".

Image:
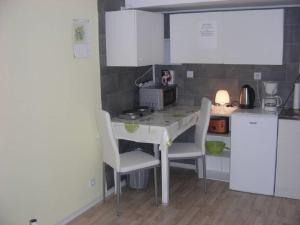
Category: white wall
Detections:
[{"x1": 0, "y1": 0, "x2": 102, "y2": 225}]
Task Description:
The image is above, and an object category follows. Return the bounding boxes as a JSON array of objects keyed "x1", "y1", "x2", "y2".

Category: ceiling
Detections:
[{"x1": 125, "y1": 0, "x2": 300, "y2": 12}]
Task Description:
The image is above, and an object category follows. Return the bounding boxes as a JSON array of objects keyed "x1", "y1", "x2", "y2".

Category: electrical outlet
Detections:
[
  {"x1": 187, "y1": 71, "x2": 194, "y2": 79},
  {"x1": 89, "y1": 178, "x2": 96, "y2": 188},
  {"x1": 254, "y1": 72, "x2": 262, "y2": 80},
  {"x1": 29, "y1": 219, "x2": 38, "y2": 225}
]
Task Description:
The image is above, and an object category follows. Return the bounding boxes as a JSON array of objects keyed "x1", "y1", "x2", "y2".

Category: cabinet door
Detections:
[
  {"x1": 230, "y1": 113, "x2": 277, "y2": 195},
  {"x1": 106, "y1": 10, "x2": 164, "y2": 67},
  {"x1": 223, "y1": 9, "x2": 284, "y2": 65},
  {"x1": 275, "y1": 119, "x2": 300, "y2": 199},
  {"x1": 170, "y1": 12, "x2": 224, "y2": 64},
  {"x1": 136, "y1": 11, "x2": 164, "y2": 66},
  {"x1": 106, "y1": 10, "x2": 137, "y2": 66}
]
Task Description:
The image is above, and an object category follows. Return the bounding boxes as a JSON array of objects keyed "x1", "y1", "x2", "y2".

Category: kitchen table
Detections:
[{"x1": 111, "y1": 105, "x2": 201, "y2": 205}]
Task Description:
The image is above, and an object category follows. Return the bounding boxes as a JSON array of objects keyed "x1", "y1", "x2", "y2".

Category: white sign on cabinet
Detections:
[{"x1": 198, "y1": 21, "x2": 218, "y2": 50}]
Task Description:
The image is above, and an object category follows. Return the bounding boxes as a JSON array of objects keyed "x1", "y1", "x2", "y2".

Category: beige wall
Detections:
[{"x1": 0, "y1": 0, "x2": 102, "y2": 225}]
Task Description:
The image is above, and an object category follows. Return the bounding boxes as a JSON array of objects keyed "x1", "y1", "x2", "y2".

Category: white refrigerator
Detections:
[{"x1": 230, "y1": 110, "x2": 278, "y2": 195}]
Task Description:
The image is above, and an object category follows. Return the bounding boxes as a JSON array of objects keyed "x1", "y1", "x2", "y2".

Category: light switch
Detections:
[{"x1": 254, "y1": 72, "x2": 262, "y2": 80}]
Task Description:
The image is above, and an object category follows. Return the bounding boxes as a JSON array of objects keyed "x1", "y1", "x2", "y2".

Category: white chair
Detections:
[
  {"x1": 97, "y1": 110, "x2": 160, "y2": 215},
  {"x1": 168, "y1": 97, "x2": 212, "y2": 192}
]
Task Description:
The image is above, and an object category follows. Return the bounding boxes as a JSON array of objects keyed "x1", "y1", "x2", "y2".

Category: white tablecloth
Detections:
[{"x1": 112, "y1": 106, "x2": 200, "y2": 151}]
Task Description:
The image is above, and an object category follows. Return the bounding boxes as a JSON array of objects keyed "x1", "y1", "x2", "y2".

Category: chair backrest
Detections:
[
  {"x1": 96, "y1": 110, "x2": 120, "y2": 171},
  {"x1": 194, "y1": 97, "x2": 212, "y2": 154}
]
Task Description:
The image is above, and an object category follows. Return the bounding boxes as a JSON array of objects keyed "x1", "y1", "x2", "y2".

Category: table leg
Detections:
[{"x1": 161, "y1": 147, "x2": 169, "y2": 205}]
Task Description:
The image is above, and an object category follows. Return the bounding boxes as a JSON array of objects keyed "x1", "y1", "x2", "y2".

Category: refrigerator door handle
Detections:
[{"x1": 249, "y1": 121, "x2": 258, "y2": 125}]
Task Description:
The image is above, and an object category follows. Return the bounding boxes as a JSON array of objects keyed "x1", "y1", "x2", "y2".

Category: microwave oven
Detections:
[{"x1": 139, "y1": 85, "x2": 178, "y2": 110}]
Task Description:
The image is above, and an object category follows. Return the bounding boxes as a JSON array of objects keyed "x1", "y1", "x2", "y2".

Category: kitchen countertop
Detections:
[{"x1": 279, "y1": 108, "x2": 300, "y2": 120}]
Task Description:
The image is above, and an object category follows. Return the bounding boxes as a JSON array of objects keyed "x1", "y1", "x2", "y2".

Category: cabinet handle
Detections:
[{"x1": 249, "y1": 121, "x2": 257, "y2": 125}]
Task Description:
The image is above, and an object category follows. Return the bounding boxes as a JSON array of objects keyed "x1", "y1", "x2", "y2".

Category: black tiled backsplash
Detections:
[
  {"x1": 155, "y1": 63, "x2": 299, "y2": 108},
  {"x1": 285, "y1": 7, "x2": 300, "y2": 25}
]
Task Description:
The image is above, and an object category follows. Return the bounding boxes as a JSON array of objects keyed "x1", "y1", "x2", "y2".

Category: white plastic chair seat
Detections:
[
  {"x1": 119, "y1": 150, "x2": 160, "y2": 173},
  {"x1": 168, "y1": 143, "x2": 203, "y2": 159}
]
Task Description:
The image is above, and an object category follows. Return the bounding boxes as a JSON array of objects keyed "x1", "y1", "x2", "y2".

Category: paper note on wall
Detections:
[
  {"x1": 199, "y1": 21, "x2": 218, "y2": 50},
  {"x1": 73, "y1": 19, "x2": 90, "y2": 58}
]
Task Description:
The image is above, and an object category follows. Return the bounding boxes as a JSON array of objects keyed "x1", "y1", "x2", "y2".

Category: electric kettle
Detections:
[{"x1": 239, "y1": 84, "x2": 255, "y2": 109}]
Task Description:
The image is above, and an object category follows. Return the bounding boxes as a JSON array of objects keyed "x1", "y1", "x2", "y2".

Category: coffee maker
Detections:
[{"x1": 262, "y1": 81, "x2": 282, "y2": 112}]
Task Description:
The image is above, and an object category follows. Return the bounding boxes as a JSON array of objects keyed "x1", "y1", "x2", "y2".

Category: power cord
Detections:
[
  {"x1": 134, "y1": 66, "x2": 153, "y2": 87},
  {"x1": 282, "y1": 73, "x2": 300, "y2": 109},
  {"x1": 256, "y1": 79, "x2": 261, "y2": 108}
]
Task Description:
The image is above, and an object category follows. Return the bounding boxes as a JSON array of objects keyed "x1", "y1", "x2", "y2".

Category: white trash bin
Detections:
[{"x1": 129, "y1": 169, "x2": 150, "y2": 189}]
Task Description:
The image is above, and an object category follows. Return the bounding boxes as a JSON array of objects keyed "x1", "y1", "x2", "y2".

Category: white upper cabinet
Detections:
[
  {"x1": 223, "y1": 9, "x2": 284, "y2": 65},
  {"x1": 105, "y1": 10, "x2": 164, "y2": 67},
  {"x1": 170, "y1": 9, "x2": 284, "y2": 65},
  {"x1": 170, "y1": 12, "x2": 224, "y2": 64}
]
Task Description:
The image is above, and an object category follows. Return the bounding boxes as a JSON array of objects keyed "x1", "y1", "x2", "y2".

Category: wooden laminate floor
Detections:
[{"x1": 67, "y1": 168, "x2": 300, "y2": 225}]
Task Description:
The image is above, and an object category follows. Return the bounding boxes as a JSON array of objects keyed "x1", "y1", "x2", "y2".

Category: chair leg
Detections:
[
  {"x1": 114, "y1": 170, "x2": 117, "y2": 194},
  {"x1": 195, "y1": 158, "x2": 199, "y2": 176},
  {"x1": 103, "y1": 163, "x2": 106, "y2": 203},
  {"x1": 202, "y1": 155, "x2": 207, "y2": 193},
  {"x1": 116, "y1": 172, "x2": 121, "y2": 216},
  {"x1": 154, "y1": 166, "x2": 158, "y2": 206}
]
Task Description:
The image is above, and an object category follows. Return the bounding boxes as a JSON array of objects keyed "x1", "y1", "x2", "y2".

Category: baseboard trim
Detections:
[
  {"x1": 55, "y1": 196, "x2": 102, "y2": 225},
  {"x1": 275, "y1": 188, "x2": 300, "y2": 200},
  {"x1": 55, "y1": 181, "x2": 126, "y2": 225}
]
